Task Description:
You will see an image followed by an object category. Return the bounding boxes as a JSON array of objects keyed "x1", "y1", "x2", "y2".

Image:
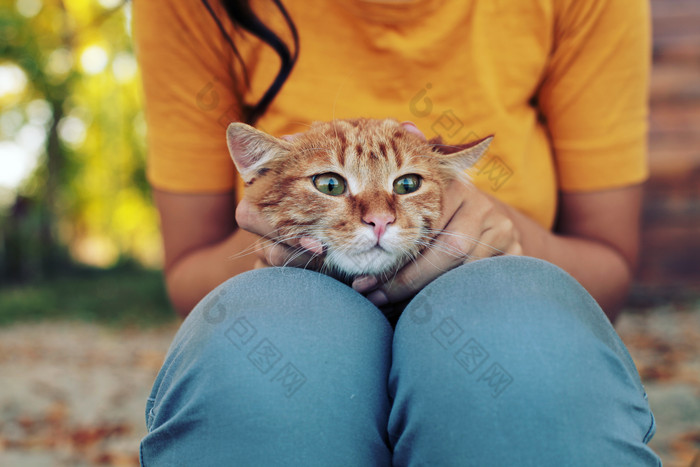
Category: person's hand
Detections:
[
  {"x1": 234, "y1": 197, "x2": 325, "y2": 269},
  {"x1": 234, "y1": 130, "x2": 325, "y2": 270},
  {"x1": 352, "y1": 169, "x2": 523, "y2": 307}
]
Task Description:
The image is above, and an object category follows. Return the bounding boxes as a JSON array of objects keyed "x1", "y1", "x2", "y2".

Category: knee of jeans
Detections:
[
  {"x1": 146, "y1": 268, "x2": 394, "y2": 462},
  {"x1": 399, "y1": 256, "x2": 605, "y2": 334},
  {"x1": 173, "y1": 267, "x2": 392, "y2": 366},
  {"x1": 393, "y1": 256, "x2": 648, "y2": 427},
  {"x1": 397, "y1": 256, "x2": 622, "y2": 368},
  {"x1": 150, "y1": 267, "x2": 392, "y2": 421},
  {"x1": 188, "y1": 267, "x2": 389, "y2": 335}
]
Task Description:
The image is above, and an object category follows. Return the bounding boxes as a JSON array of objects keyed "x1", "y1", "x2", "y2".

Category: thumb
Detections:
[
  {"x1": 235, "y1": 198, "x2": 271, "y2": 236},
  {"x1": 400, "y1": 121, "x2": 427, "y2": 141},
  {"x1": 236, "y1": 198, "x2": 324, "y2": 253}
]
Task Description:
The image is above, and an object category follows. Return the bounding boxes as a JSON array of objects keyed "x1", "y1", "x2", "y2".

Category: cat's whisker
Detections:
[
  {"x1": 227, "y1": 238, "x2": 280, "y2": 261},
  {"x1": 415, "y1": 237, "x2": 499, "y2": 262},
  {"x1": 230, "y1": 118, "x2": 497, "y2": 281},
  {"x1": 279, "y1": 243, "x2": 305, "y2": 264},
  {"x1": 412, "y1": 249, "x2": 452, "y2": 274},
  {"x1": 422, "y1": 228, "x2": 506, "y2": 255},
  {"x1": 411, "y1": 239, "x2": 466, "y2": 259},
  {"x1": 383, "y1": 252, "x2": 410, "y2": 290},
  {"x1": 283, "y1": 247, "x2": 313, "y2": 269},
  {"x1": 332, "y1": 121, "x2": 340, "y2": 153},
  {"x1": 379, "y1": 245, "x2": 429, "y2": 292},
  {"x1": 331, "y1": 81, "x2": 349, "y2": 126},
  {"x1": 413, "y1": 233, "x2": 487, "y2": 259},
  {"x1": 227, "y1": 232, "x2": 318, "y2": 262},
  {"x1": 287, "y1": 121, "x2": 313, "y2": 130}
]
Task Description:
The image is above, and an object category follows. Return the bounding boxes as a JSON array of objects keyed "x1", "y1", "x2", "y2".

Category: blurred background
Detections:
[
  {"x1": 0, "y1": 0, "x2": 170, "y2": 328},
  {"x1": 0, "y1": 0, "x2": 698, "y2": 465}
]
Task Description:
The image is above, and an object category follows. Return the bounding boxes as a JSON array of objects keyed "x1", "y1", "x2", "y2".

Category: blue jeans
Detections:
[{"x1": 140, "y1": 257, "x2": 660, "y2": 466}]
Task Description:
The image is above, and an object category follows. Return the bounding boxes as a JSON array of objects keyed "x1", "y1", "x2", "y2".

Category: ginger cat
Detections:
[{"x1": 226, "y1": 118, "x2": 492, "y2": 279}]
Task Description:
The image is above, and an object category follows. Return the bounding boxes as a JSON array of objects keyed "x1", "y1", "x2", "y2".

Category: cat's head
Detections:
[{"x1": 226, "y1": 118, "x2": 492, "y2": 277}]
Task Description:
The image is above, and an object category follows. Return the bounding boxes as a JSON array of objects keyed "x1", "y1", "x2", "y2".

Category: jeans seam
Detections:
[
  {"x1": 146, "y1": 397, "x2": 156, "y2": 432},
  {"x1": 642, "y1": 409, "x2": 656, "y2": 444},
  {"x1": 139, "y1": 438, "x2": 146, "y2": 467}
]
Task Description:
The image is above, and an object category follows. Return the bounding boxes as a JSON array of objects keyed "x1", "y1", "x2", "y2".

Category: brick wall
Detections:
[{"x1": 634, "y1": 0, "x2": 700, "y2": 298}]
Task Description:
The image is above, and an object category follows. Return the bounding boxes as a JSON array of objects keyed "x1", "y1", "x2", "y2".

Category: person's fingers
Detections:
[
  {"x1": 367, "y1": 228, "x2": 467, "y2": 306},
  {"x1": 434, "y1": 182, "x2": 520, "y2": 260},
  {"x1": 362, "y1": 184, "x2": 470, "y2": 306},
  {"x1": 400, "y1": 121, "x2": 427, "y2": 141},
  {"x1": 433, "y1": 180, "x2": 472, "y2": 231},
  {"x1": 258, "y1": 238, "x2": 322, "y2": 268},
  {"x1": 235, "y1": 198, "x2": 272, "y2": 236},
  {"x1": 236, "y1": 198, "x2": 324, "y2": 268},
  {"x1": 472, "y1": 220, "x2": 522, "y2": 260},
  {"x1": 352, "y1": 275, "x2": 378, "y2": 293},
  {"x1": 299, "y1": 236, "x2": 324, "y2": 254},
  {"x1": 367, "y1": 187, "x2": 522, "y2": 306}
]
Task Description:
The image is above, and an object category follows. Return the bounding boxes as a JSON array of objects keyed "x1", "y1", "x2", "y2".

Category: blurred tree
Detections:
[{"x1": 0, "y1": 0, "x2": 160, "y2": 284}]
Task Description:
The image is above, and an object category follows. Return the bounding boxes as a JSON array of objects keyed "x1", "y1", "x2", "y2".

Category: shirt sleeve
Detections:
[
  {"x1": 133, "y1": 0, "x2": 245, "y2": 193},
  {"x1": 538, "y1": 0, "x2": 651, "y2": 192}
]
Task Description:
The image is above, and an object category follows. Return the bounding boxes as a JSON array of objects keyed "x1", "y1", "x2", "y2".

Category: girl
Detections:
[{"x1": 134, "y1": 1, "x2": 660, "y2": 464}]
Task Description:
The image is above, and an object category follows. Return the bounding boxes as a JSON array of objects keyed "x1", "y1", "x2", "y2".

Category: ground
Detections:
[
  {"x1": 0, "y1": 303, "x2": 698, "y2": 466},
  {"x1": 0, "y1": 323, "x2": 175, "y2": 466},
  {"x1": 617, "y1": 302, "x2": 700, "y2": 466}
]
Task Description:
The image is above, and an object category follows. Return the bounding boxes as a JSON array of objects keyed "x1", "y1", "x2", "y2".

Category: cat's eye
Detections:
[
  {"x1": 313, "y1": 173, "x2": 346, "y2": 196},
  {"x1": 393, "y1": 174, "x2": 422, "y2": 194}
]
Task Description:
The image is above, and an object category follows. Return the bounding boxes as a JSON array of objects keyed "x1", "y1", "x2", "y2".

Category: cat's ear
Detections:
[
  {"x1": 444, "y1": 135, "x2": 494, "y2": 172},
  {"x1": 226, "y1": 122, "x2": 290, "y2": 183}
]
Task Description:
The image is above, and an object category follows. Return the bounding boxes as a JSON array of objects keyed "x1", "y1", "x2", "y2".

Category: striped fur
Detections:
[{"x1": 227, "y1": 118, "x2": 492, "y2": 277}]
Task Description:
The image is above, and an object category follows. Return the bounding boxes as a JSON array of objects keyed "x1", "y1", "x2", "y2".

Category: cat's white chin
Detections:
[{"x1": 328, "y1": 246, "x2": 400, "y2": 276}]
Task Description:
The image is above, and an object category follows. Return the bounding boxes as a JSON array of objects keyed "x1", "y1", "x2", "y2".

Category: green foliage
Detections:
[
  {"x1": 0, "y1": 264, "x2": 176, "y2": 327},
  {"x1": 1, "y1": 0, "x2": 161, "y2": 283}
]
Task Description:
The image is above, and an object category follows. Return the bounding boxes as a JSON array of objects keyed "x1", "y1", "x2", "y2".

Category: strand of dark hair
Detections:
[{"x1": 201, "y1": 0, "x2": 299, "y2": 125}]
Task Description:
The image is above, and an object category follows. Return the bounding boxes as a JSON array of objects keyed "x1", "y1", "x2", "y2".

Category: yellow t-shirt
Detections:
[{"x1": 133, "y1": 0, "x2": 650, "y2": 229}]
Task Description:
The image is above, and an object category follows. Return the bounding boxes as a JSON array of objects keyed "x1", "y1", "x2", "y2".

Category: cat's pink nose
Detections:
[{"x1": 363, "y1": 213, "x2": 395, "y2": 241}]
